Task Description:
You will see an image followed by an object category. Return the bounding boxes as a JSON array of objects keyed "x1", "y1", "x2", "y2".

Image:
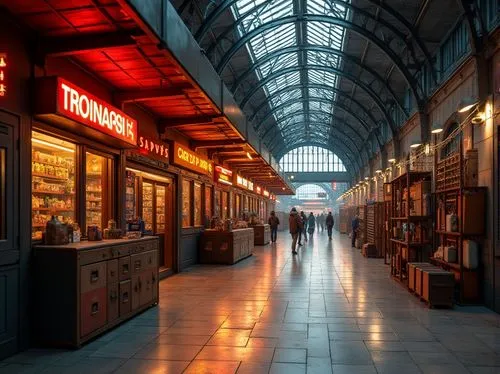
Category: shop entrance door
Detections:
[{"x1": 141, "y1": 179, "x2": 174, "y2": 272}]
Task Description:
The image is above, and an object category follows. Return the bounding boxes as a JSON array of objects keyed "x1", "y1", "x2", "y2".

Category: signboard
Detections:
[
  {"x1": 215, "y1": 165, "x2": 233, "y2": 185},
  {"x1": 263, "y1": 190, "x2": 270, "y2": 198},
  {"x1": 36, "y1": 77, "x2": 138, "y2": 146},
  {"x1": 236, "y1": 175, "x2": 248, "y2": 188},
  {"x1": 138, "y1": 136, "x2": 169, "y2": 161},
  {"x1": 255, "y1": 186, "x2": 262, "y2": 195},
  {"x1": 0, "y1": 54, "x2": 6, "y2": 97},
  {"x1": 172, "y1": 142, "x2": 213, "y2": 176},
  {"x1": 247, "y1": 181, "x2": 254, "y2": 191}
]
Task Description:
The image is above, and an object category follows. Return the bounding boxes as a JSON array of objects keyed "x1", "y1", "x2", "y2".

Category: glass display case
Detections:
[
  {"x1": 194, "y1": 183, "x2": 202, "y2": 226},
  {"x1": 32, "y1": 131, "x2": 76, "y2": 240},
  {"x1": 182, "y1": 180, "x2": 191, "y2": 227},
  {"x1": 156, "y1": 185, "x2": 166, "y2": 233},
  {"x1": 125, "y1": 170, "x2": 137, "y2": 222},
  {"x1": 142, "y1": 182, "x2": 154, "y2": 232},
  {"x1": 85, "y1": 152, "x2": 105, "y2": 228}
]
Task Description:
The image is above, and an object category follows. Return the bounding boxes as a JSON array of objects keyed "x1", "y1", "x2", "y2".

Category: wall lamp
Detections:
[
  {"x1": 431, "y1": 123, "x2": 443, "y2": 134},
  {"x1": 457, "y1": 97, "x2": 479, "y2": 113},
  {"x1": 388, "y1": 158, "x2": 396, "y2": 163}
]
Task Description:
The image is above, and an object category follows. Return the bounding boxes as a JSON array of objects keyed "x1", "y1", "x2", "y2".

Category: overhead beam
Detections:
[
  {"x1": 159, "y1": 116, "x2": 223, "y2": 129},
  {"x1": 41, "y1": 30, "x2": 140, "y2": 57},
  {"x1": 114, "y1": 86, "x2": 190, "y2": 104},
  {"x1": 193, "y1": 139, "x2": 246, "y2": 149}
]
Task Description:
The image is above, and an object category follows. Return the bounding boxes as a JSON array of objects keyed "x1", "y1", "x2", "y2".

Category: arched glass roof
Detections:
[{"x1": 279, "y1": 146, "x2": 346, "y2": 172}]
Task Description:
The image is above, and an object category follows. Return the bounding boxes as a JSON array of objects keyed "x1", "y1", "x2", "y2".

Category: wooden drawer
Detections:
[
  {"x1": 107, "y1": 259, "x2": 118, "y2": 284},
  {"x1": 79, "y1": 247, "x2": 112, "y2": 265},
  {"x1": 80, "y1": 287, "x2": 107, "y2": 337},
  {"x1": 81, "y1": 262, "x2": 107, "y2": 294},
  {"x1": 131, "y1": 250, "x2": 157, "y2": 275},
  {"x1": 108, "y1": 282, "x2": 119, "y2": 323},
  {"x1": 131, "y1": 273, "x2": 141, "y2": 311},
  {"x1": 119, "y1": 280, "x2": 131, "y2": 317},
  {"x1": 118, "y1": 256, "x2": 131, "y2": 281},
  {"x1": 140, "y1": 270, "x2": 154, "y2": 307}
]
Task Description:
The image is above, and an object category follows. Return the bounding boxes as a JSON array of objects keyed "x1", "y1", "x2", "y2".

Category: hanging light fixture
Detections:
[
  {"x1": 457, "y1": 97, "x2": 478, "y2": 113},
  {"x1": 431, "y1": 123, "x2": 443, "y2": 134},
  {"x1": 388, "y1": 158, "x2": 396, "y2": 163}
]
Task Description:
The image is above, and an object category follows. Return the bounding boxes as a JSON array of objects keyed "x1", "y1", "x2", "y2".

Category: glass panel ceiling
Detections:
[{"x1": 231, "y1": 0, "x2": 350, "y2": 145}]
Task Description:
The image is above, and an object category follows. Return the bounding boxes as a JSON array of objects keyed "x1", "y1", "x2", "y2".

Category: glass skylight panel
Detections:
[
  {"x1": 308, "y1": 50, "x2": 341, "y2": 68},
  {"x1": 258, "y1": 52, "x2": 298, "y2": 79},
  {"x1": 249, "y1": 24, "x2": 296, "y2": 60},
  {"x1": 308, "y1": 68, "x2": 338, "y2": 86},
  {"x1": 237, "y1": 0, "x2": 293, "y2": 33},
  {"x1": 307, "y1": 21, "x2": 344, "y2": 49},
  {"x1": 307, "y1": 0, "x2": 347, "y2": 17},
  {"x1": 309, "y1": 87, "x2": 334, "y2": 100},
  {"x1": 265, "y1": 71, "x2": 301, "y2": 95},
  {"x1": 270, "y1": 89, "x2": 302, "y2": 107},
  {"x1": 309, "y1": 100, "x2": 330, "y2": 112}
]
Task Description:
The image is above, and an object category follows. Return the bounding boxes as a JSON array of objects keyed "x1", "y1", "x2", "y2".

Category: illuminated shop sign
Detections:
[
  {"x1": 172, "y1": 142, "x2": 213, "y2": 176},
  {"x1": 138, "y1": 136, "x2": 169, "y2": 161},
  {"x1": 255, "y1": 186, "x2": 262, "y2": 195},
  {"x1": 247, "y1": 181, "x2": 254, "y2": 191},
  {"x1": 0, "y1": 54, "x2": 6, "y2": 97},
  {"x1": 236, "y1": 175, "x2": 248, "y2": 188},
  {"x1": 263, "y1": 190, "x2": 270, "y2": 198},
  {"x1": 215, "y1": 165, "x2": 233, "y2": 185},
  {"x1": 36, "y1": 77, "x2": 138, "y2": 146}
]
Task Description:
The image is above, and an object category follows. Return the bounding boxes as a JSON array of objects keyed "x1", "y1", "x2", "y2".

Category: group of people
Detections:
[{"x1": 288, "y1": 208, "x2": 334, "y2": 254}]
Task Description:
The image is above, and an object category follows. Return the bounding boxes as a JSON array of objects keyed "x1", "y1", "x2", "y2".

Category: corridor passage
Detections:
[{"x1": 2, "y1": 232, "x2": 500, "y2": 374}]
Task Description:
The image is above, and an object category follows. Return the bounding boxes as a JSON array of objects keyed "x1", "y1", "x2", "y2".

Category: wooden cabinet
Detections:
[
  {"x1": 253, "y1": 224, "x2": 270, "y2": 245},
  {"x1": 34, "y1": 237, "x2": 159, "y2": 347},
  {"x1": 200, "y1": 229, "x2": 254, "y2": 265}
]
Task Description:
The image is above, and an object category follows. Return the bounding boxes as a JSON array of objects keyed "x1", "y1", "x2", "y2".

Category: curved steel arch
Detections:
[
  {"x1": 212, "y1": 15, "x2": 425, "y2": 106},
  {"x1": 257, "y1": 98, "x2": 381, "y2": 149},
  {"x1": 233, "y1": 45, "x2": 406, "y2": 117},
  {"x1": 262, "y1": 113, "x2": 369, "y2": 151},
  {"x1": 270, "y1": 124, "x2": 368, "y2": 166},
  {"x1": 274, "y1": 140, "x2": 360, "y2": 173},
  {"x1": 270, "y1": 122, "x2": 370, "y2": 166},
  {"x1": 250, "y1": 83, "x2": 383, "y2": 131},
  {"x1": 241, "y1": 65, "x2": 399, "y2": 134},
  {"x1": 196, "y1": 0, "x2": 434, "y2": 90}
]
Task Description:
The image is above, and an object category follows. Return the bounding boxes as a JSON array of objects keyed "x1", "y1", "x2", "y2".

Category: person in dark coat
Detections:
[
  {"x1": 307, "y1": 213, "x2": 316, "y2": 237},
  {"x1": 299, "y1": 211, "x2": 307, "y2": 245},
  {"x1": 288, "y1": 208, "x2": 303, "y2": 254},
  {"x1": 351, "y1": 214, "x2": 360, "y2": 247},
  {"x1": 268, "y1": 211, "x2": 280, "y2": 243},
  {"x1": 325, "y1": 212, "x2": 334, "y2": 239}
]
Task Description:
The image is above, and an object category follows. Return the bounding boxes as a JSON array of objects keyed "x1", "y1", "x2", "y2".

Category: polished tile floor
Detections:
[{"x1": 2, "y1": 231, "x2": 500, "y2": 373}]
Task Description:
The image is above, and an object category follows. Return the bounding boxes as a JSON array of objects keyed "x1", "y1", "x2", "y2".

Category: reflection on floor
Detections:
[{"x1": 2, "y1": 231, "x2": 500, "y2": 373}]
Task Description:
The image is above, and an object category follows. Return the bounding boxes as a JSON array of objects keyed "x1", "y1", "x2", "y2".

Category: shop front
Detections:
[
  {"x1": 126, "y1": 134, "x2": 175, "y2": 276},
  {"x1": 170, "y1": 142, "x2": 214, "y2": 270}
]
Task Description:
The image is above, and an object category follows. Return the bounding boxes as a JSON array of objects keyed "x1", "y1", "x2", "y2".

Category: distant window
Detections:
[
  {"x1": 296, "y1": 184, "x2": 328, "y2": 200},
  {"x1": 279, "y1": 146, "x2": 346, "y2": 172}
]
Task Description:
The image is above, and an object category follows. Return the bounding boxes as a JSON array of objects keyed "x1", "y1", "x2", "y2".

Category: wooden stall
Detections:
[
  {"x1": 253, "y1": 224, "x2": 271, "y2": 245},
  {"x1": 365, "y1": 202, "x2": 384, "y2": 257},
  {"x1": 34, "y1": 237, "x2": 159, "y2": 347},
  {"x1": 199, "y1": 228, "x2": 254, "y2": 264}
]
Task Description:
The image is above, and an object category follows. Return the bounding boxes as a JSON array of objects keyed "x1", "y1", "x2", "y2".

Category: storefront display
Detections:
[
  {"x1": 182, "y1": 179, "x2": 191, "y2": 227},
  {"x1": 194, "y1": 183, "x2": 202, "y2": 226},
  {"x1": 32, "y1": 132, "x2": 76, "y2": 240},
  {"x1": 85, "y1": 152, "x2": 106, "y2": 228},
  {"x1": 205, "y1": 185, "x2": 212, "y2": 221}
]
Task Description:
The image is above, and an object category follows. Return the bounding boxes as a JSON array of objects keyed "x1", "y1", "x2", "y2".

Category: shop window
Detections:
[
  {"x1": 156, "y1": 185, "x2": 166, "y2": 233},
  {"x1": 215, "y1": 190, "x2": 221, "y2": 218},
  {"x1": 142, "y1": 182, "x2": 154, "y2": 232},
  {"x1": 0, "y1": 148, "x2": 5, "y2": 239},
  {"x1": 125, "y1": 170, "x2": 137, "y2": 221},
  {"x1": 182, "y1": 179, "x2": 192, "y2": 227},
  {"x1": 32, "y1": 131, "x2": 76, "y2": 240},
  {"x1": 85, "y1": 152, "x2": 107, "y2": 229},
  {"x1": 205, "y1": 186, "x2": 212, "y2": 220},
  {"x1": 441, "y1": 123, "x2": 461, "y2": 159},
  {"x1": 194, "y1": 183, "x2": 202, "y2": 226},
  {"x1": 235, "y1": 194, "x2": 241, "y2": 218},
  {"x1": 222, "y1": 191, "x2": 228, "y2": 220}
]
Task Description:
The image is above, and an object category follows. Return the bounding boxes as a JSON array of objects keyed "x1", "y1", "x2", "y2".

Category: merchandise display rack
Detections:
[
  {"x1": 390, "y1": 171, "x2": 432, "y2": 283},
  {"x1": 366, "y1": 202, "x2": 384, "y2": 257},
  {"x1": 383, "y1": 183, "x2": 392, "y2": 264},
  {"x1": 430, "y1": 147, "x2": 486, "y2": 304},
  {"x1": 356, "y1": 204, "x2": 366, "y2": 249}
]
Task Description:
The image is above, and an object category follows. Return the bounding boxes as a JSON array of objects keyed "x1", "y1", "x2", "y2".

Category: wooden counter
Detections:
[
  {"x1": 199, "y1": 229, "x2": 254, "y2": 265},
  {"x1": 252, "y1": 224, "x2": 271, "y2": 245},
  {"x1": 34, "y1": 237, "x2": 159, "y2": 347}
]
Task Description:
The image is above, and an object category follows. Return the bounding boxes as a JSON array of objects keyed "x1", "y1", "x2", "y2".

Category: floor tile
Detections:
[
  {"x1": 269, "y1": 362, "x2": 306, "y2": 374},
  {"x1": 307, "y1": 357, "x2": 333, "y2": 374},
  {"x1": 40, "y1": 358, "x2": 125, "y2": 374},
  {"x1": 273, "y1": 348, "x2": 306, "y2": 363},
  {"x1": 332, "y1": 364, "x2": 377, "y2": 374},
  {"x1": 133, "y1": 344, "x2": 202, "y2": 361},
  {"x1": 330, "y1": 341, "x2": 372, "y2": 364},
  {"x1": 418, "y1": 363, "x2": 470, "y2": 374},
  {"x1": 113, "y1": 359, "x2": 189, "y2": 374},
  {"x1": 184, "y1": 360, "x2": 240, "y2": 374},
  {"x1": 196, "y1": 346, "x2": 275, "y2": 362},
  {"x1": 236, "y1": 362, "x2": 270, "y2": 374},
  {"x1": 375, "y1": 363, "x2": 422, "y2": 374},
  {"x1": 156, "y1": 334, "x2": 211, "y2": 345}
]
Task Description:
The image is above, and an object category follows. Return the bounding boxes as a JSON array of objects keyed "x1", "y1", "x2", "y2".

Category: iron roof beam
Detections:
[
  {"x1": 240, "y1": 65, "x2": 399, "y2": 136},
  {"x1": 209, "y1": 15, "x2": 425, "y2": 107},
  {"x1": 233, "y1": 46, "x2": 406, "y2": 121}
]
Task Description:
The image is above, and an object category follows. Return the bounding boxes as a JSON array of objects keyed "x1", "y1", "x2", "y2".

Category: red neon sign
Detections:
[
  {"x1": 138, "y1": 136, "x2": 169, "y2": 160},
  {"x1": 56, "y1": 78, "x2": 137, "y2": 146},
  {"x1": 0, "y1": 54, "x2": 6, "y2": 97},
  {"x1": 215, "y1": 165, "x2": 233, "y2": 185}
]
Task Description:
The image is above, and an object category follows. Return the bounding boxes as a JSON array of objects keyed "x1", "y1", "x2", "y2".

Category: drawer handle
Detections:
[
  {"x1": 91, "y1": 302, "x2": 99, "y2": 316},
  {"x1": 90, "y1": 270, "x2": 99, "y2": 283},
  {"x1": 134, "y1": 260, "x2": 141, "y2": 271},
  {"x1": 122, "y1": 292, "x2": 129, "y2": 303},
  {"x1": 122, "y1": 264, "x2": 129, "y2": 274},
  {"x1": 110, "y1": 290, "x2": 118, "y2": 301}
]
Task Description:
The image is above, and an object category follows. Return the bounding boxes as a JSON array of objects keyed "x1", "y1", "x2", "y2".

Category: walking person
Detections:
[
  {"x1": 289, "y1": 208, "x2": 303, "y2": 254},
  {"x1": 320, "y1": 213, "x2": 325, "y2": 232},
  {"x1": 307, "y1": 212, "x2": 316, "y2": 238},
  {"x1": 268, "y1": 211, "x2": 280, "y2": 243},
  {"x1": 326, "y1": 211, "x2": 334, "y2": 240},
  {"x1": 300, "y1": 211, "x2": 308, "y2": 243},
  {"x1": 351, "y1": 214, "x2": 360, "y2": 248}
]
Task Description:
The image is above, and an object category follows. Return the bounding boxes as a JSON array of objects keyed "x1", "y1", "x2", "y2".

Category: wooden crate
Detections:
[{"x1": 422, "y1": 269, "x2": 454, "y2": 308}]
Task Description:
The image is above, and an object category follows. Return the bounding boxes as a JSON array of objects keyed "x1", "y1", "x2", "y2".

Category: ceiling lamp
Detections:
[
  {"x1": 410, "y1": 141, "x2": 421, "y2": 149},
  {"x1": 375, "y1": 169, "x2": 382, "y2": 173},
  {"x1": 431, "y1": 123, "x2": 443, "y2": 134},
  {"x1": 457, "y1": 97, "x2": 478, "y2": 113},
  {"x1": 388, "y1": 158, "x2": 396, "y2": 163},
  {"x1": 246, "y1": 152, "x2": 253, "y2": 160}
]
